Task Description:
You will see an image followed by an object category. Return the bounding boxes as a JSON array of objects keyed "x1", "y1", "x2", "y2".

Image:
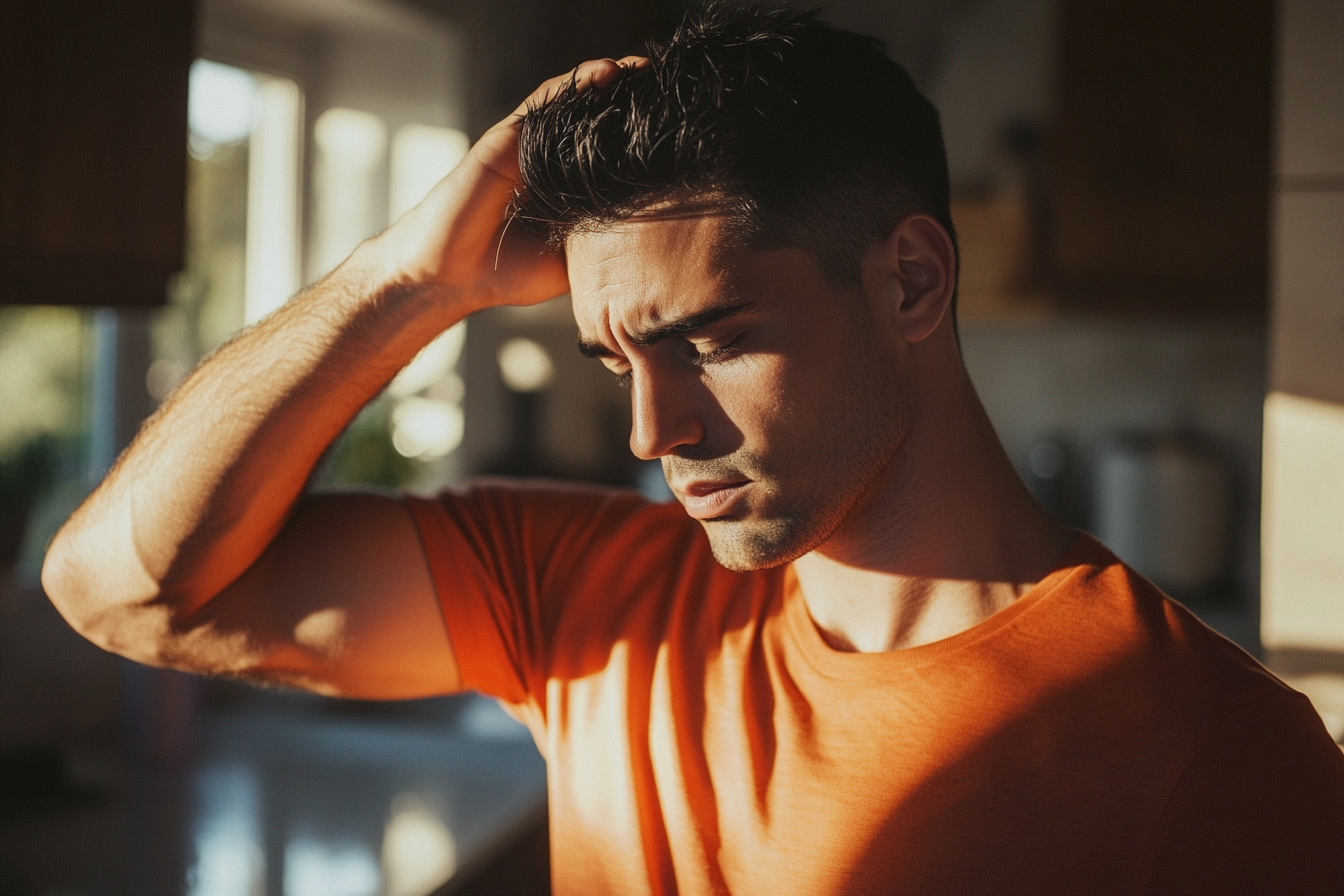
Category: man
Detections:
[{"x1": 43, "y1": 6, "x2": 1344, "y2": 894}]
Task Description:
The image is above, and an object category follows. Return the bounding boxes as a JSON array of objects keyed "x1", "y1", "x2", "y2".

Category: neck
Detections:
[{"x1": 792, "y1": 350, "x2": 1073, "y2": 653}]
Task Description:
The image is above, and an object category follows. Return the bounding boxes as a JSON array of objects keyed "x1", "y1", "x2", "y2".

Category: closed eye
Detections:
[
  {"x1": 688, "y1": 330, "x2": 746, "y2": 369},
  {"x1": 692, "y1": 341, "x2": 742, "y2": 368},
  {"x1": 601, "y1": 334, "x2": 745, "y2": 388}
]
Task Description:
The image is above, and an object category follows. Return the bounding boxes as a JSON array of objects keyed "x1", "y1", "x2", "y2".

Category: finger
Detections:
[
  {"x1": 513, "y1": 62, "x2": 607, "y2": 115},
  {"x1": 510, "y1": 57, "x2": 633, "y2": 118},
  {"x1": 586, "y1": 55, "x2": 648, "y2": 89}
]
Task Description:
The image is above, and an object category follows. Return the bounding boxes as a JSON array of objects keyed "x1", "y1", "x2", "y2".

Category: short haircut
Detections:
[{"x1": 513, "y1": 3, "x2": 958, "y2": 314}]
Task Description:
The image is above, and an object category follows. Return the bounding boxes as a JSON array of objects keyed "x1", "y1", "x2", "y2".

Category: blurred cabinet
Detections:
[
  {"x1": 1046, "y1": 0, "x2": 1273, "y2": 316},
  {"x1": 1, "y1": 0, "x2": 194, "y2": 307}
]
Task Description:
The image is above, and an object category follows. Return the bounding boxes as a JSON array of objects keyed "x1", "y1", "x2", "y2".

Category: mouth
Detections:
[{"x1": 675, "y1": 478, "x2": 752, "y2": 520}]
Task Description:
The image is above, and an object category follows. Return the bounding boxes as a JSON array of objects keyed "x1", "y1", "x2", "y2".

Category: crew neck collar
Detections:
[{"x1": 781, "y1": 531, "x2": 1107, "y2": 680}]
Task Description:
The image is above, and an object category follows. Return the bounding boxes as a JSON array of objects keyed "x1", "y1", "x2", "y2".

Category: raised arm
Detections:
[{"x1": 41, "y1": 59, "x2": 639, "y2": 699}]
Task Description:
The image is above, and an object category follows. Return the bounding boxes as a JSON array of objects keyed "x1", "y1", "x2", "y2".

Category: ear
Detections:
[{"x1": 871, "y1": 214, "x2": 956, "y2": 343}]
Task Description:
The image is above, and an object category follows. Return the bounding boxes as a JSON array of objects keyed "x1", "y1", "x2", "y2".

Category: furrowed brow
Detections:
[
  {"x1": 629, "y1": 302, "x2": 757, "y2": 346},
  {"x1": 576, "y1": 302, "x2": 757, "y2": 359}
]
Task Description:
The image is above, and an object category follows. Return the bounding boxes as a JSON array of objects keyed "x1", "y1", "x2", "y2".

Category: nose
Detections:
[{"x1": 628, "y1": 363, "x2": 705, "y2": 460}]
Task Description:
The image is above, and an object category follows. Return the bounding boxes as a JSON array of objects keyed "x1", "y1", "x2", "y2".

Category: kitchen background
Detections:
[{"x1": 2, "y1": 0, "x2": 1341, "y2": 894}]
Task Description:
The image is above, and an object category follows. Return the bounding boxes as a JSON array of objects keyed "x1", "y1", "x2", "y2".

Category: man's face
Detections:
[{"x1": 569, "y1": 213, "x2": 911, "y2": 571}]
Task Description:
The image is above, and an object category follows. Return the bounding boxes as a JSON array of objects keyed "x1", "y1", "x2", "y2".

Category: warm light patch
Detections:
[
  {"x1": 390, "y1": 323, "x2": 466, "y2": 398},
  {"x1": 498, "y1": 338, "x2": 555, "y2": 392},
  {"x1": 391, "y1": 397, "x2": 464, "y2": 459},
  {"x1": 188, "y1": 59, "x2": 256, "y2": 149},
  {"x1": 310, "y1": 107, "x2": 388, "y2": 278},
  {"x1": 381, "y1": 792, "x2": 457, "y2": 896},
  {"x1": 389, "y1": 125, "x2": 469, "y2": 222},
  {"x1": 244, "y1": 76, "x2": 303, "y2": 324},
  {"x1": 1261, "y1": 391, "x2": 1344, "y2": 650},
  {"x1": 293, "y1": 608, "x2": 348, "y2": 657}
]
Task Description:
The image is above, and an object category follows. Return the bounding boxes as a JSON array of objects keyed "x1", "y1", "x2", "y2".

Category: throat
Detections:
[{"x1": 792, "y1": 561, "x2": 1033, "y2": 653}]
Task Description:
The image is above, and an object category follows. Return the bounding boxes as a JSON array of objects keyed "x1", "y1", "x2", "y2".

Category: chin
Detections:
[{"x1": 701, "y1": 512, "x2": 830, "y2": 572}]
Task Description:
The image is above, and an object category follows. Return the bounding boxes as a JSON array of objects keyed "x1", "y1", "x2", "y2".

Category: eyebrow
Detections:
[{"x1": 577, "y1": 302, "x2": 757, "y2": 359}]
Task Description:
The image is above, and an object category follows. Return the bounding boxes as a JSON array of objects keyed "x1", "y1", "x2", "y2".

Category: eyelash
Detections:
[
  {"x1": 613, "y1": 340, "x2": 742, "y2": 388},
  {"x1": 692, "y1": 342, "x2": 741, "y2": 368}
]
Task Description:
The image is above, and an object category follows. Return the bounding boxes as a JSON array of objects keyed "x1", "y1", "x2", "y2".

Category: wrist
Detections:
[{"x1": 339, "y1": 234, "x2": 472, "y2": 328}]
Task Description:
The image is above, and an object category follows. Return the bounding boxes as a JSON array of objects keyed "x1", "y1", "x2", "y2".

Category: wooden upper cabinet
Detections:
[
  {"x1": 1047, "y1": 0, "x2": 1273, "y2": 315},
  {"x1": 1, "y1": 0, "x2": 194, "y2": 307}
]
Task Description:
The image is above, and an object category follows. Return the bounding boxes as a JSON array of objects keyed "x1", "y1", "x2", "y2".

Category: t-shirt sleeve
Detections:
[
  {"x1": 1145, "y1": 690, "x2": 1344, "y2": 895},
  {"x1": 404, "y1": 481, "x2": 698, "y2": 711}
]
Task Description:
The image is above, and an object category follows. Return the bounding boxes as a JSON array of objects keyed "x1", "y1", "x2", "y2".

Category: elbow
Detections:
[
  {"x1": 41, "y1": 527, "x2": 90, "y2": 628},
  {"x1": 41, "y1": 527, "x2": 159, "y2": 662}
]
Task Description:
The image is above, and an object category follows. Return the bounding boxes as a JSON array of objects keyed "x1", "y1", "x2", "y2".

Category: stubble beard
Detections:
[
  {"x1": 673, "y1": 343, "x2": 912, "y2": 574},
  {"x1": 685, "y1": 459, "x2": 827, "y2": 572},
  {"x1": 702, "y1": 495, "x2": 833, "y2": 572}
]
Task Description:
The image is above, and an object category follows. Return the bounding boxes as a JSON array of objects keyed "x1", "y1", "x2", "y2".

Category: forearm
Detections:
[{"x1": 42, "y1": 237, "x2": 465, "y2": 651}]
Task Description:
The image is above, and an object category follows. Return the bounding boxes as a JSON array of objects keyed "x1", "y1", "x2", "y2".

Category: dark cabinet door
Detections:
[
  {"x1": 1, "y1": 0, "x2": 194, "y2": 307},
  {"x1": 1047, "y1": 0, "x2": 1273, "y2": 316}
]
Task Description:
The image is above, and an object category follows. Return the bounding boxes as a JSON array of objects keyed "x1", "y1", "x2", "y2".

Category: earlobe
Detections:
[{"x1": 884, "y1": 214, "x2": 955, "y2": 344}]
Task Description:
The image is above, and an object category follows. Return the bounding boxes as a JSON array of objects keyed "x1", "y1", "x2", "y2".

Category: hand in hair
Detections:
[{"x1": 380, "y1": 56, "x2": 649, "y2": 312}]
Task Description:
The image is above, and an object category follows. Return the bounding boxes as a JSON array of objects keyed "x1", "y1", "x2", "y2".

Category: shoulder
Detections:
[
  {"x1": 1022, "y1": 533, "x2": 1330, "y2": 770},
  {"x1": 1041, "y1": 533, "x2": 1290, "y2": 709},
  {"x1": 1029, "y1": 538, "x2": 1344, "y2": 890}
]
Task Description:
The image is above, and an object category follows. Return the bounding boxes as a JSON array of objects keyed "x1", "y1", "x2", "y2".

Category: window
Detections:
[{"x1": 160, "y1": 59, "x2": 471, "y2": 490}]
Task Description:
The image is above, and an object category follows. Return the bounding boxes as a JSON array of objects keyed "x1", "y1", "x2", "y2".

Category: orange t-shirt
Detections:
[{"x1": 408, "y1": 483, "x2": 1344, "y2": 896}]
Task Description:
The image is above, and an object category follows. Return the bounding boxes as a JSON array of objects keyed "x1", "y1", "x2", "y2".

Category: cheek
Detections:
[{"x1": 710, "y1": 353, "x2": 805, "y2": 448}]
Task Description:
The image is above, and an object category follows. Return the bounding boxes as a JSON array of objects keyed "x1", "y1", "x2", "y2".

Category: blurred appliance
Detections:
[{"x1": 1093, "y1": 435, "x2": 1234, "y2": 597}]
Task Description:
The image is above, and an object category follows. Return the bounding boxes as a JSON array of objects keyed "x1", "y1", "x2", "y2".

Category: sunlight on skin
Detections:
[{"x1": 293, "y1": 607, "x2": 348, "y2": 658}]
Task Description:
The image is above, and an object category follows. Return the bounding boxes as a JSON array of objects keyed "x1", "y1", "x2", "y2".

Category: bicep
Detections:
[{"x1": 187, "y1": 492, "x2": 460, "y2": 698}]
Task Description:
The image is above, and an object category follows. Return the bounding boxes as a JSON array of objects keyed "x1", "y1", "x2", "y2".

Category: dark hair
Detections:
[{"x1": 514, "y1": 2, "x2": 958, "y2": 312}]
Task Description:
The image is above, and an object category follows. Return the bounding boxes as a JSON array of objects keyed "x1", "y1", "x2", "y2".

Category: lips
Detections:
[{"x1": 675, "y1": 478, "x2": 751, "y2": 520}]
